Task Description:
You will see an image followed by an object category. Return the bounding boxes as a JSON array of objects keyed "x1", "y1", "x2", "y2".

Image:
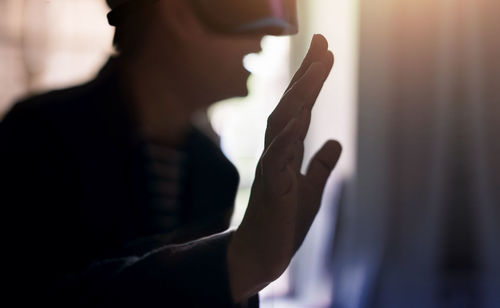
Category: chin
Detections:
[
  {"x1": 234, "y1": 71, "x2": 252, "y2": 97},
  {"x1": 228, "y1": 84, "x2": 250, "y2": 99},
  {"x1": 202, "y1": 86, "x2": 249, "y2": 108},
  {"x1": 220, "y1": 75, "x2": 251, "y2": 99},
  {"x1": 234, "y1": 85, "x2": 250, "y2": 97},
  {"x1": 215, "y1": 88, "x2": 248, "y2": 103},
  {"x1": 205, "y1": 70, "x2": 251, "y2": 103}
]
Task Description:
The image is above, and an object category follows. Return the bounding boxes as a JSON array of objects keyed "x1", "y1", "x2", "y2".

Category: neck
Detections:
[{"x1": 118, "y1": 54, "x2": 193, "y2": 148}]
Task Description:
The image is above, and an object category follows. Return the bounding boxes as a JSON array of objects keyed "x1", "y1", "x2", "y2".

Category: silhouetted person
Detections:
[{"x1": 0, "y1": 0, "x2": 341, "y2": 306}]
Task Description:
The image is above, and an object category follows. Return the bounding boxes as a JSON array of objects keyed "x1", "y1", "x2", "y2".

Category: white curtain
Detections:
[
  {"x1": 332, "y1": 0, "x2": 500, "y2": 307},
  {"x1": 279, "y1": 0, "x2": 358, "y2": 306}
]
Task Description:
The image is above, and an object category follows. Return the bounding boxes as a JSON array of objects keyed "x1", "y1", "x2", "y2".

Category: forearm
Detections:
[
  {"x1": 227, "y1": 239, "x2": 268, "y2": 303},
  {"x1": 226, "y1": 228, "x2": 283, "y2": 304},
  {"x1": 98, "y1": 231, "x2": 238, "y2": 307},
  {"x1": 7, "y1": 231, "x2": 248, "y2": 307}
]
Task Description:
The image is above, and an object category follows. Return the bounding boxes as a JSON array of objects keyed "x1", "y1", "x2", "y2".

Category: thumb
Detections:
[
  {"x1": 304, "y1": 140, "x2": 342, "y2": 200},
  {"x1": 293, "y1": 140, "x2": 341, "y2": 252}
]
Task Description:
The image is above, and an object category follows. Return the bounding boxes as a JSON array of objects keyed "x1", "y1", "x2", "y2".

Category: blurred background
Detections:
[{"x1": 1, "y1": 0, "x2": 499, "y2": 307}]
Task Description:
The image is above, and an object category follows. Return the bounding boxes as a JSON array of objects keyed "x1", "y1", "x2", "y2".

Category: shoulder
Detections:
[
  {"x1": 2, "y1": 80, "x2": 101, "y2": 133},
  {"x1": 0, "y1": 75, "x2": 121, "y2": 185},
  {"x1": 0, "y1": 82, "x2": 101, "y2": 170},
  {"x1": 1, "y1": 57, "x2": 125, "y2": 133},
  {"x1": 0, "y1": 61, "x2": 127, "y2": 147}
]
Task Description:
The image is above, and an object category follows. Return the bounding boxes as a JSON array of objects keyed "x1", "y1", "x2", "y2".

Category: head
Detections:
[{"x1": 107, "y1": 0, "x2": 266, "y2": 110}]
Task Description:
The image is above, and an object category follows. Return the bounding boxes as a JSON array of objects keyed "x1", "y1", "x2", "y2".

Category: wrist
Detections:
[{"x1": 226, "y1": 229, "x2": 270, "y2": 303}]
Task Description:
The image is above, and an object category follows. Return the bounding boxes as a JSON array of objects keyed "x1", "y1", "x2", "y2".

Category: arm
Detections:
[
  {"x1": 0, "y1": 104, "x2": 249, "y2": 307},
  {"x1": 68, "y1": 232, "x2": 237, "y2": 307},
  {"x1": 75, "y1": 34, "x2": 340, "y2": 306}
]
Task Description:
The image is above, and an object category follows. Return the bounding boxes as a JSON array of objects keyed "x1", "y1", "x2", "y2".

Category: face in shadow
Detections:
[{"x1": 144, "y1": 0, "x2": 264, "y2": 110}]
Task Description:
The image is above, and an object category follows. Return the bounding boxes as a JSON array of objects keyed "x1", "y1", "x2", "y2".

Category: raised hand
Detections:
[{"x1": 227, "y1": 34, "x2": 342, "y2": 303}]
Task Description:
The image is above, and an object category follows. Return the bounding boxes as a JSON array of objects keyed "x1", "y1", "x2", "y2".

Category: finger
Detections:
[
  {"x1": 280, "y1": 50, "x2": 333, "y2": 121},
  {"x1": 265, "y1": 62, "x2": 327, "y2": 148},
  {"x1": 290, "y1": 140, "x2": 304, "y2": 174},
  {"x1": 314, "y1": 50, "x2": 334, "y2": 98},
  {"x1": 272, "y1": 163, "x2": 300, "y2": 199},
  {"x1": 295, "y1": 51, "x2": 334, "y2": 141},
  {"x1": 294, "y1": 140, "x2": 341, "y2": 250},
  {"x1": 291, "y1": 140, "x2": 341, "y2": 252},
  {"x1": 263, "y1": 118, "x2": 299, "y2": 171},
  {"x1": 304, "y1": 140, "x2": 342, "y2": 200},
  {"x1": 304, "y1": 50, "x2": 334, "y2": 111},
  {"x1": 286, "y1": 34, "x2": 329, "y2": 93},
  {"x1": 262, "y1": 119, "x2": 300, "y2": 191},
  {"x1": 281, "y1": 164, "x2": 298, "y2": 197}
]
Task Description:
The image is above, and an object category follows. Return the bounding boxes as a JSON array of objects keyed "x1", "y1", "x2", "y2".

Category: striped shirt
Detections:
[{"x1": 143, "y1": 142, "x2": 186, "y2": 234}]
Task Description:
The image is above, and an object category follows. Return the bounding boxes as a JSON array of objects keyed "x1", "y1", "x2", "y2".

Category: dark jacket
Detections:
[{"x1": 0, "y1": 59, "x2": 258, "y2": 307}]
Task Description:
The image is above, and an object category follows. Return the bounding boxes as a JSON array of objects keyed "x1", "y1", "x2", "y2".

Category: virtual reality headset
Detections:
[{"x1": 107, "y1": 0, "x2": 298, "y2": 36}]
